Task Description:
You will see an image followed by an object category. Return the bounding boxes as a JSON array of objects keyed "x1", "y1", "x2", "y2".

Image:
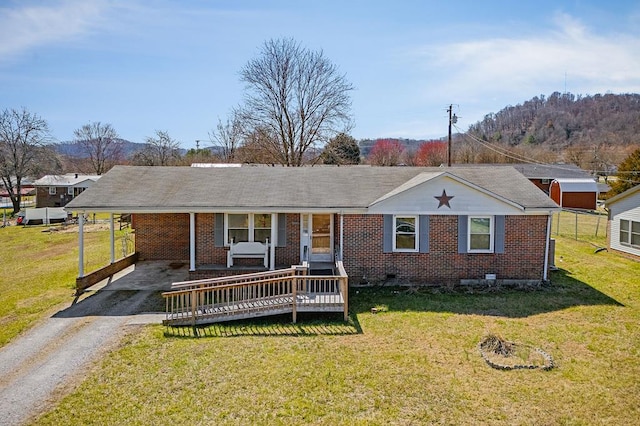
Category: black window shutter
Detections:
[
  {"x1": 419, "y1": 215, "x2": 430, "y2": 253},
  {"x1": 383, "y1": 215, "x2": 393, "y2": 253},
  {"x1": 277, "y1": 214, "x2": 286, "y2": 247},
  {"x1": 458, "y1": 215, "x2": 468, "y2": 254},
  {"x1": 214, "y1": 213, "x2": 224, "y2": 247},
  {"x1": 495, "y1": 215, "x2": 505, "y2": 253}
]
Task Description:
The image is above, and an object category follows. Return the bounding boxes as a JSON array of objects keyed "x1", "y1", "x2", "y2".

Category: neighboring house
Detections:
[
  {"x1": 65, "y1": 165, "x2": 560, "y2": 287},
  {"x1": 550, "y1": 178, "x2": 599, "y2": 210},
  {"x1": 605, "y1": 185, "x2": 640, "y2": 260},
  {"x1": 34, "y1": 174, "x2": 100, "y2": 208}
]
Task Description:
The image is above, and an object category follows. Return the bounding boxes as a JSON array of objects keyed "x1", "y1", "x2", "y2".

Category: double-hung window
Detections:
[
  {"x1": 393, "y1": 215, "x2": 418, "y2": 252},
  {"x1": 253, "y1": 214, "x2": 272, "y2": 243},
  {"x1": 468, "y1": 216, "x2": 494, "y2": 253},
  {"x1": 620, "y1": 219, "x2": 640, "y2": 248},
  {"x1": 226, "y1": 213, "x2": 272, "y2": 244},
  {"x1": 49, "y1": 187, "x2": 56, "y2": 195}
]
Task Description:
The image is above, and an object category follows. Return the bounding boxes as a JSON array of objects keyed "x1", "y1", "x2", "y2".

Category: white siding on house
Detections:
[
  {"x1": 609, "y1": 190, "x2": 640, "y2": 258},
  {"x1": 368, "y1": 175, "x2": 523, "y2": 215}
]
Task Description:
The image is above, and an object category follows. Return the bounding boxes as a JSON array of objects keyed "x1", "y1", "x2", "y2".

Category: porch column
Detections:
[
  {"x1": 109, "y1": 213, "x2": 115, "y2": 264},
  {"x1": 78, "y1": 213, "x2": 85, "y2": 277},
  {"x1": 339, "y1": 212, "x2": 344, "y2": 261},
  {"x1": 270, "y1": 213, "x2": 277, "y2": 270},
  {"x1": 189, "y1": 212, "x2": 196, "y2": 271}
]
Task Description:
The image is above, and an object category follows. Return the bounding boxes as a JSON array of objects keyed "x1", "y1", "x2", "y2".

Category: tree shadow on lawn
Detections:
[{"x1": 349, "y1": 268, "x2": 624, "y2": 318}]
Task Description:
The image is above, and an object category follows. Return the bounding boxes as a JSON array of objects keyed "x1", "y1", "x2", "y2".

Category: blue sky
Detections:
[{"x1": 1, "y1": 0, "x2": 639, "y2": 149}]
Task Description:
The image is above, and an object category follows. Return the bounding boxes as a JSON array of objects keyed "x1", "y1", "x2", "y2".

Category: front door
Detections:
[{"x1": 301, "y1": 214, "x2": 333, "y2": 263}]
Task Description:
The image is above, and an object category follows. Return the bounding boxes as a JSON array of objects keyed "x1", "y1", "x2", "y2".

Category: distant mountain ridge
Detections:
[
  {"x1": 53, "y1": 139, "x2": 193, "y2": 158},
  {"x1": 53, "y1": 139, "x2": 145, "y2": 158}
]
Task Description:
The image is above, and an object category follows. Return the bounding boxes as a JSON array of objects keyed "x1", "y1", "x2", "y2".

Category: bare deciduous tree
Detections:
[
  {"x1": 209, "y1": 114, "x2": 243, "y2": 163},
  {"x1": 0, "y1": 108, "x2": 56, "y2": 213},
  {"x1": 131, "y1": 130, "x2": 181, "y2": 166},
  {"x1": 238, "y1": 38, "x2": 354, "y2": 166},
  {"x1": 73, "y1": 122, "x2": 123, "y2": 175}
]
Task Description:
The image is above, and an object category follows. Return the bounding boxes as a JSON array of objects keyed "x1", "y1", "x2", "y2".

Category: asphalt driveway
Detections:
[{"x1": 0, "y1": 261, "x2": 187, "y2": 426}]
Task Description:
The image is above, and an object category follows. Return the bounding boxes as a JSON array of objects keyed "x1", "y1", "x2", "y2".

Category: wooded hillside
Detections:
[
  {"x1": 468, "y1": 92, "x2": 640, "y2": 148},
  {"x1": 449, "y1": 92, "x2": 639, "y2": 171}
]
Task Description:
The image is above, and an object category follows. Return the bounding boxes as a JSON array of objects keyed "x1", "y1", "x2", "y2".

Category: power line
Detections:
[{"x1": 452, "y1": 124, "x2": 640, "y2": 181}]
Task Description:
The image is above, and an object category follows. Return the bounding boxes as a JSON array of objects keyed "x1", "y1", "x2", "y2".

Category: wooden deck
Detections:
[{"x1": 163, "y1": 262, "x2": 348, "y2": 326}]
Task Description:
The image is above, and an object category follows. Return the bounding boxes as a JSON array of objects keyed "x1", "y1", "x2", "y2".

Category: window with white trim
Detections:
[
  {"x1": 225, "y1": 213, "x2": 272, "y2": 244},
  {"x1": 620, "y1": 219, "x2": 640, "y2": 248},
  {"x1": 67, "y1": 187, "x2": 74, "y2": 196},
  {"x1": 393, "y1": 215, "x2": 418, "y2": 252},
  {"x1": 48, "y1": 187, "x2": 56, "y2": 195},
  {"x1": 468, "y1": 216, "x2": 494, "y2": 253}
]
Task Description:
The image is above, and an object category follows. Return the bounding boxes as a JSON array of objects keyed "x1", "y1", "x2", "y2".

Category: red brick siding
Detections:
[
  {"x1": 135, "y1": 212, "x2": 549, "y2": 286},
  {"x1": 136, "y1": 213, "x2": 302, "y2": 267},
  {"x1": 279, "y1": 213, "x2": 301, "y2": 266},
  {"x1": 342, "y1": 214, "x2": 548, "y2": 286},
  {"x1": 134, "y1": 213, "x2": 190, "y2": 261},
  {"x1": 195, "y1": 213, "x2": 226, "y2": 265},
  {"x1": 36, "y1": 187, "x2": 73, "y2": 208}
]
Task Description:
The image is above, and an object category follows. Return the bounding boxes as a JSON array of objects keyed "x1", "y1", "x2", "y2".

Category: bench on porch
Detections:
[{"x1": 227, "y1": 239, "x2": 269, "y2": 268}]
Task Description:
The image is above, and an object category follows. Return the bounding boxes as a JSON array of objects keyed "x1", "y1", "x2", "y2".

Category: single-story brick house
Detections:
[
  {"x1": 605, "y1": 185, "x2": 640, "y2": 260},
  {"x1": 65, "y1": 165, "x2": 560, "y2": 287},
  {"x1": 34, "y1": 173, "x2": 100, "y2": 208}
]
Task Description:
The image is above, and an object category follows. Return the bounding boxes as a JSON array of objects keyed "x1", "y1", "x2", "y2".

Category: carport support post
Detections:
[
  {"x1": 78, "y1": 213, "x2": 85, "y2": 277},
  {"x1": 109, "y1": 213, "x2": 115, "y2": 264}
]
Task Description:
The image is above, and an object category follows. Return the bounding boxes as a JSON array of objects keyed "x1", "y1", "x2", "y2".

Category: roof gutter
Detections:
[{"x1": 64, "y1": 206, "x2": 370, "y2": 215}]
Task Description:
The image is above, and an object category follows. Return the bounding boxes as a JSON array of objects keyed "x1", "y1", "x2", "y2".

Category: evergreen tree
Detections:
[{"x1": 610, "y1": 148, "x2": 640, "y2": 195}]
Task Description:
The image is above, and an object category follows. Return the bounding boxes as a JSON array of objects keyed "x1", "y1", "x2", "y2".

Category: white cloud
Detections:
[
  {"x1": 0, "y1": 0, "x2": 109, "y2": 61},
  {"x1": 416, "y1": 13, "x2": 640, "y2": 100}
]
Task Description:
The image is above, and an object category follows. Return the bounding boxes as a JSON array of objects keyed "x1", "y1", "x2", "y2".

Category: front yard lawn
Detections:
[{"x1": 33, "y1": 234, "x2": 640, "y2": 425}]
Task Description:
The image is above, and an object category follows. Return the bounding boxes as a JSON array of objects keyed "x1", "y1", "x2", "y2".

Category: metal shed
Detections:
[{"x1": 550, "y1": 178, "x2": 598, "y2": 210}]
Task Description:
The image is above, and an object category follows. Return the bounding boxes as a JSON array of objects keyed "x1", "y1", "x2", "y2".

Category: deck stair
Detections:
[{"x1": 163, "y1": 262, "x2": 348, "y2": 326}]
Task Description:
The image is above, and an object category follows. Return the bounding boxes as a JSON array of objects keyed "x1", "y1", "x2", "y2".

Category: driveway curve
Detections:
[{"x1": 0, "y1": 262, "x2": 187, "y2": 426}]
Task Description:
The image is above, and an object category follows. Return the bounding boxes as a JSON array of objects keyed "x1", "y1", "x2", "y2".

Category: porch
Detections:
[{"x1": 163, "y1": 261, "x2": 349, "y2": 326}]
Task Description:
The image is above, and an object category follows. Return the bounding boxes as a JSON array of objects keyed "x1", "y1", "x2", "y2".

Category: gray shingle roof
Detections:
[{"x1": 65, "y1": 165, "x2": 558, "y2": 212}]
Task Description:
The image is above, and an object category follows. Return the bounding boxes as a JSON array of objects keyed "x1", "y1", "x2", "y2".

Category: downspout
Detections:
[{"x1": 543, "y1": 213, "x2": 552, "y2": 282}]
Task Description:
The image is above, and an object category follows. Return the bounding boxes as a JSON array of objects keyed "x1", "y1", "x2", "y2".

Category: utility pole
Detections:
[{"x1": 447, "y1": 105, "x2": 457, "y2": 167}]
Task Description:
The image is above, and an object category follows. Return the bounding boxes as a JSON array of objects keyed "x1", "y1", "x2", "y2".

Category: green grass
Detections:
[
  {"x1": 0, "y1": 223, "x2": 133, "y2": 347},
  {"x1": 31, "y1": 222, "x2": 640, "y2": 424},
  {"x1": 1, "y1": 212, "x2": 637, "y2": 424}
]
